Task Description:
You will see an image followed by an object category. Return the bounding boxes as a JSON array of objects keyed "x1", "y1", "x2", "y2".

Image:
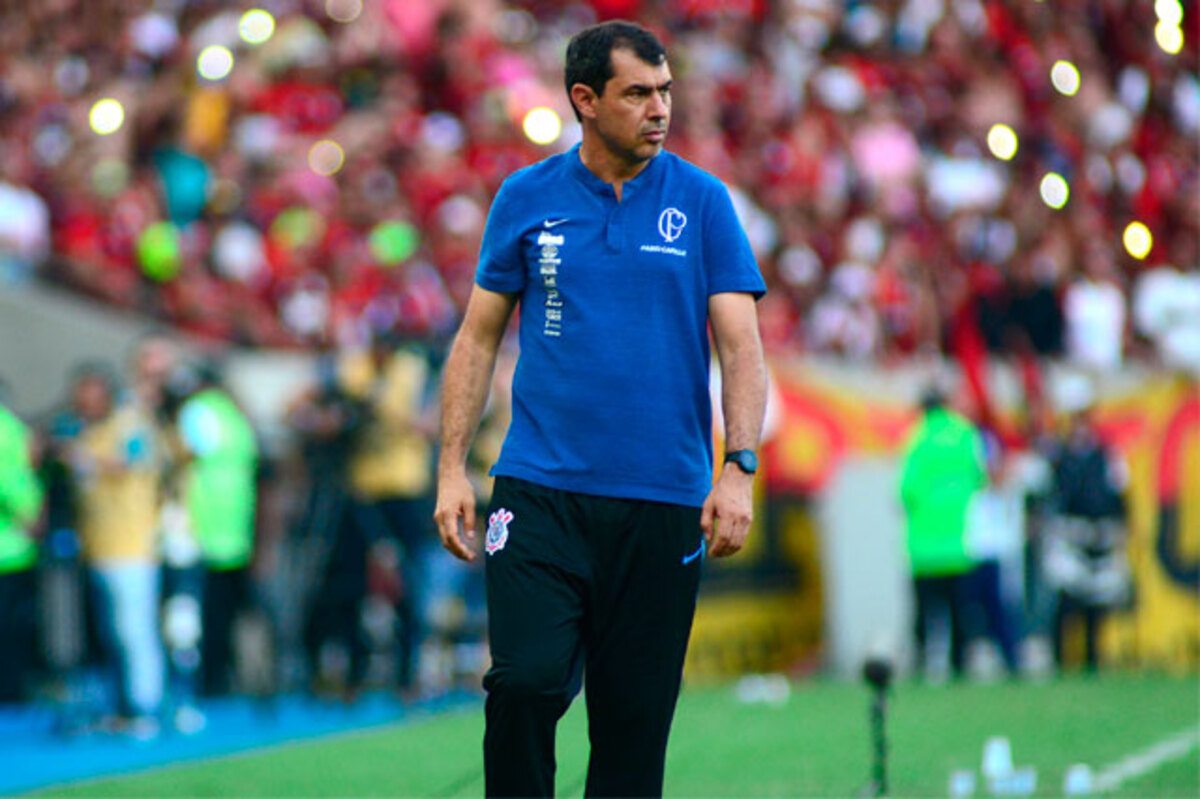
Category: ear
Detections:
[{"x1": 570, "y1": 83, "x2": 598, "y2": 120}]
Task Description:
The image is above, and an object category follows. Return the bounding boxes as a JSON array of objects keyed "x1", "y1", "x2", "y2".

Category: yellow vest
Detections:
[
  {"x1": 77, "y1": 407, "x2": 162, "y2": 564},
  {"x1": 342, "y1": 349, "x2": 434, "y2": 500}
]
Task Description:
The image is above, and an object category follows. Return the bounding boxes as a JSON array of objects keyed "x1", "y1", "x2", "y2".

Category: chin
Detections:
[{"x1": 635, "y1": 141, "x2": 663, "y2": 159}]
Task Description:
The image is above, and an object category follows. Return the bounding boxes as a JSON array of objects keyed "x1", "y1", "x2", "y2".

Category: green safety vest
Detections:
[
  {"x1": 0, "y1": 405, "x2": 42, "y2": 574},
  {"x1": 898, "y1": 408, "x2": 987, "y2": 577},
  {"x1": 180, "y1": 388, "x2": 257, "y2": 570}
]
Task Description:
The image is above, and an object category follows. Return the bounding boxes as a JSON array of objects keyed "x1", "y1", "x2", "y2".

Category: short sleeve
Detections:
[
  {"x1": 179, "y1": 401, "x2": 221, "y2": 458},
  {"x1": 703, "y1": 181, "x2": 766, "y2": 299},
  {"x1": 475, "y1": 179, "x2": 526, "y2": 294}
]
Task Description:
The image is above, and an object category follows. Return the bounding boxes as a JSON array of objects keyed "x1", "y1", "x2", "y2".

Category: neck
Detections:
[{"x1": 578, "y1": 136, "x2": 651, "y2": 200}]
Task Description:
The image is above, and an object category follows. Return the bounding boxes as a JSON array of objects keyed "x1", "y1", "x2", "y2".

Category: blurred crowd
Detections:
[
  {"x1": 0, "y1": 335, "x2": 498, "y2": 737},
  {"x1": 0, "y1": 0, "x2": 1196, "y2": 377}
]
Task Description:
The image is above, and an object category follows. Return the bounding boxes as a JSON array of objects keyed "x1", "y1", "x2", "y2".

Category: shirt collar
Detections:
[{"x1": 568, "y1": 143, "x2": 662, "y2": 198}]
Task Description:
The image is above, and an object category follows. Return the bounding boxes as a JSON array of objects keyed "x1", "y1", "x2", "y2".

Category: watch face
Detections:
[{"x1": 729, "y1": 450, "x2": 758, "y2": 474}]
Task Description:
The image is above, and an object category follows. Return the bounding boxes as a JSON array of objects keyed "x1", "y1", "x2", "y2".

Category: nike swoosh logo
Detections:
[
  {"x1": 543, "y1": 218, "x2": 569, "y2": 228},
  {"x1": 681, "y1": 541, "x2": 705, "y2": 565}
]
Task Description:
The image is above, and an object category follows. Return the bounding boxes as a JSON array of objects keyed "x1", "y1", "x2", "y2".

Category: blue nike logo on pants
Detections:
[{"x1": 681, "y1": 541, "x2": 705, "y2": 565}]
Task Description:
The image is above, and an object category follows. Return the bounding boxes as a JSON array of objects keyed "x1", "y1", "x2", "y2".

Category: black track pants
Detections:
[{"x1": 482, "y1": 477, "x2": 704, "y2": 798}]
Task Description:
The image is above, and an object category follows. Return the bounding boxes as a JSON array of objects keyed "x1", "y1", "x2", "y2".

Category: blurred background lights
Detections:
[
  {"x1": 1155, "y1": 0, "x2": 1184, "y2": 26},
  {"x1": 136, "y1": 222, "x2": 181, "y2": 282},
  {"x1": 54, "y1": 56, "x2": 90, "y2": 96},
  {"x1": 986, "y1": 124, "x2": 1019, "y2": 161},
  {"x1": 308, "y1": 139, "x2": 345, "y2": 176},
  {"x1": 270, "y1": 207, "x2": 323, "y2": 250},
  {"x1": 1123, "y1": 221, "x2": 1153, "y2": 260},
  {"x1": 238, "y1": 9, "x2": 275, "y2": 45},
  {"x1": 1039, "y1": 172, "x2": 1070, "y2": 209},
  {"x1": 369, "y1": 220, "x2": 419, "y2": 267},
  {"x1": 33, "y1": 124, "x2": 71, "y2": 167},
  {"x1": 325, "y1": 0, "x2": 363, "y2": 23},
  {"x1": 1050, "y1": 60, "x2": 1081, "y2": 96},
  {"x1": 88, "y1": 98, "x2": 125, "y2": 135},
  {"x1": 91, "y1": 158, "x2": 130, "y2": 197},
  {"x1": 493, "y1": 8, "x2": 538, "y2": 45},
  {"x1": 522, "y1": 107, "x2": 562, "y2": 146},
  {"x1": 197, "y1": 45, "x2": 234, "y2": 81},
  {"x1": 1155, "y1": 21, "x2": 1184, "y2": 55}
]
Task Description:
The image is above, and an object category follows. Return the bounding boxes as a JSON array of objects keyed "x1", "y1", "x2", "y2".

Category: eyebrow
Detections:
[{"x1": 625, "y1": 79, "x2": 673, "y2": 93}]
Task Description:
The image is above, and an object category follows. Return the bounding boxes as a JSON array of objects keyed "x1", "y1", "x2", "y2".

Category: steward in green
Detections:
[
  {"x1": 170, "y1": 366, "x2": 257, "y2": 697},
  {"x1": 0, "y1": 398, "x2": 44, "y2": 701},
  {"x1": 898, "y1": 387, "x2": 986, "y2": 681}
]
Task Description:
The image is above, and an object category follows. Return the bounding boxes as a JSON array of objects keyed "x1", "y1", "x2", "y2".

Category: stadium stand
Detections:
[{"x1": 0, "y1": 0, "x2": 1194, "y2": 367}]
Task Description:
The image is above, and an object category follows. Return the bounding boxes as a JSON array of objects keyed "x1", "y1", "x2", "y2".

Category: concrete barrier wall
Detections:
[
  {"x1": 0, "y1": 285, "x2": 312, "y2": 452},
  {"x1": 0, "y1": 285, "x2": 155, "y2": 419}
]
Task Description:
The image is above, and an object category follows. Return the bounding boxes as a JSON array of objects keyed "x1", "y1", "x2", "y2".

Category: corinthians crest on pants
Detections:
[{"x1": 486, "y1": 508, "x2": 513, "y2": 555}]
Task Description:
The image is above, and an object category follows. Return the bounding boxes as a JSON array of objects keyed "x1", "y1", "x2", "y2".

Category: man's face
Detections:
[
  {"x1": 73, "y1": 376, "x2": 112, "y2": 422},
  {"x1": 583, "y1": 47, "x2": 672, "y2": 165},
  {"x1": 136, "y1": 340, "x2": 175, "y2": 392}
]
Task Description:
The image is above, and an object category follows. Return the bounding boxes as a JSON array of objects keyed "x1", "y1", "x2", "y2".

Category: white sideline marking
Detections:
[{"x1": 1094, "y1": 726, "x2": 1200, "y2": 793}]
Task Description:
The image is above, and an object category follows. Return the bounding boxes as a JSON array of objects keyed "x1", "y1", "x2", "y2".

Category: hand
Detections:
[
  {"x1": 699, "y1": 468, "x2": 754, "y2": 558},
  {"x1": 433, "y1": 470, "x2": 478, "y2": 562}
]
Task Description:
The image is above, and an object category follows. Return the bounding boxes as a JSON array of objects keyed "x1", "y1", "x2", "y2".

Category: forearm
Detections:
[
  {"x1": 438, "y1": 332, "x2": 501, "y2": 477},
  {"x1": 719, "y1": 331, "x2": 767, "y2": 453}
]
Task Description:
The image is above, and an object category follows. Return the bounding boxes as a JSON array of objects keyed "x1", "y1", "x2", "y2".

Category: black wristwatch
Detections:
[{"x1": 724, "y1": 449, "x2": 758, "y2": 475}]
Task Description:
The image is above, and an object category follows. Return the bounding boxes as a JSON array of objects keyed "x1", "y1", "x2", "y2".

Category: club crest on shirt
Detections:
[
  {"x1": 657, "y1": 207, "x2": 687, "y2": 243},
  {"x1": 486, "y1": 508, "x2": 513, "y2": 555},
  {"x1": 640, "y1": 207, "x2": 689, "y2": 257}
]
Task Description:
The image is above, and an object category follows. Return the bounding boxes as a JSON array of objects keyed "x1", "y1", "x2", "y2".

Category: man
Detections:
[
  {"x1": 288, "y1": 354, "x2": 370, "y2": 699},
  {"x1": 434, "y1": 21, "x2": 766, "y2": 797},
  {"x1": 166, "y1": 363, "x2": 258, "y2": 697},
  {"x1": 0, "y1": 385, "x2": 43, "y2": 703},
  {"x1": 1042, "y1": 384, "x2": 1128, "y2": 671},
  {"x1": 898, "y1": 387, "x2": 987, "y2": 683},
  {"x1": 68, "y1": 364, "x2": 165, "y2": 736},
  {"x1": 341, "y1": 335, "x2": 438, "y2": 699}
]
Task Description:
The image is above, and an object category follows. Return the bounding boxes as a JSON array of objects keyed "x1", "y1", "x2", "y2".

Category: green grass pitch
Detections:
[{"x1": 33, "y1": 673, "x2": 1198, "y2": 797}]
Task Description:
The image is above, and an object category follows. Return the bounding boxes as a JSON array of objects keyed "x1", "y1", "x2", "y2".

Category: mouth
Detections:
[{"x1": 643, "y1": 129, "x2": 666, "y2": 143}]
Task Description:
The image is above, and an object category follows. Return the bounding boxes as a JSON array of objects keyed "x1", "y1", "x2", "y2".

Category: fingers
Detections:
[
  {"x1": 709, "y1": 521, "x2": 747, "y2": 557},
  {"x1": 700, "y1": 496, "x2": 715, "y2": 544},
  {"x1": 434, "y1": 498, "x2": 476, "y2": 563},
  {"x1": 434, "y1": 473, "x2": 480, "y2": 562},
  {"x1": 708, "y1": 505, "x2": 751, "y2": 559},
  {"x1": 462, "y1": 500, "x2": 476, "y2": 543}
]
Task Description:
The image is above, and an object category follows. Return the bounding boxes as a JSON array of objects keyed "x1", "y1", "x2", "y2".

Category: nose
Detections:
[{"x1": 648, "y1": 91, "x2": 668, "y2": 121}]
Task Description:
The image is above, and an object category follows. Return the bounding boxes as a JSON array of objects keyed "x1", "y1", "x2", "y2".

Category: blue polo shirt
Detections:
[{"x1": 476, "y1": 144, "x2": 765, "y2": 507}]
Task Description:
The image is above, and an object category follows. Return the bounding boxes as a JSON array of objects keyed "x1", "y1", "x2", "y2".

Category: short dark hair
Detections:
[
  {"x1": 564, "y1": 21, "x2": 667, "y2": 121},
  {"x1": 919, "y1": 385, "x2": 947, "y2": 413},
  {"x1": 70, "y1": 360, "x2": 120, "y2": 396}
]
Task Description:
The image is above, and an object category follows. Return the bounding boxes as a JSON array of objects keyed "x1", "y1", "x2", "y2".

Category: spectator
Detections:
[
  {"x1": 0, "y1": 384, "x2": 44, "y2": 703},
  {"x1": 0, "y1": 172, "x2": 50, "y2": 285},
  {"x1": 1063, "y1": 246, "x2": 1128, "y2": 372},
  {"x1": 1132, "y1": 259, "x2": 1200, "y2": 376},
  {"x1": 1006, "y1": 252, "x2": 1065, "y2": 360},
  {"x1": 0, "y1": 1, "x2": 1191, "y2": 367}
]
